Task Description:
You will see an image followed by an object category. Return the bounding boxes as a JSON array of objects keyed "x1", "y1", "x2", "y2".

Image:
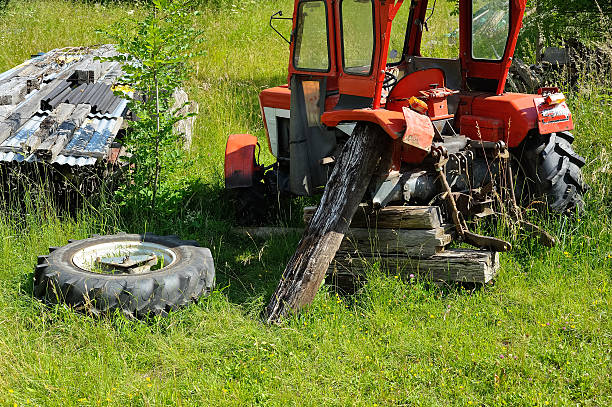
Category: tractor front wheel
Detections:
[{"x1": 512, "y1": 131, "x2": 587, "y2": 213}]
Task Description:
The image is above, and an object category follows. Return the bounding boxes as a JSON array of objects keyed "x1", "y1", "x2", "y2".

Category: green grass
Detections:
[{"x1": 0, "y1": 1, "x2": 611, "y2": 406}]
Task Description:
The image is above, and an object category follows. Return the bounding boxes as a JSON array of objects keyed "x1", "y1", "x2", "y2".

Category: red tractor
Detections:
[{"x1": 225, "y1": 0, "x2": 586, "y2": 233}]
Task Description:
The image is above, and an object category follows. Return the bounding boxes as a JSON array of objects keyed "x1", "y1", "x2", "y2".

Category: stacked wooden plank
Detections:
[{"x1": 303, "y1": 205, "x2": 500, "y2": 285}]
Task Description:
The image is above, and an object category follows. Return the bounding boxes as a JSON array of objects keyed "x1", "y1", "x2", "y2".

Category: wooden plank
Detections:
[
  {"x1": 234, "y1": 224, "x2": 452, "y2": 257},
  {"x1": 24, "y1": 103, "x2": 76, "y2": 153},
  {"x1": 0, "y1": 78, "x2": 28, "y2": 105},
  {"x1": 35, "y1": 103, "x2": 90, "y2": 160},
  {"x1": 304, "y1": 204, "x2": 443, "y2": 229},
  {"x1": 329, "y1": 249, "x2": 500, "y2": 284},
  {"x1": 1, "y1": 68, "x2": 79, "y2": 142},
  {"x1": 340, "y1": 227, "x2": 452, "y2": 257},
  {"x1": 233, "y1": 227, "x2": 303, "y2": 238}
]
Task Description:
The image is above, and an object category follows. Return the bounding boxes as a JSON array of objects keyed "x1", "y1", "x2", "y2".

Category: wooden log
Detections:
[
  {"x1": 264, "y1": 123, "x2": 391, "y2": 323},
  {"x1": 304, "y1": 204, "x2": 444, "y2": 229},
  {"x1": 340, "y1": 227, "x2": 453, "y2": 257},
  {"x1": 329, "y1": 249, "x2": 500, "y2": 284}
]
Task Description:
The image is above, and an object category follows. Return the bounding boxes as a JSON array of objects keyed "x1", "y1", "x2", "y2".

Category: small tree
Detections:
[{"x1": 102, "y1": 0, "x2": 202, "y2": 213}]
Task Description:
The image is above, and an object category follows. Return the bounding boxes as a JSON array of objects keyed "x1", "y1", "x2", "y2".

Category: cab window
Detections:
[
  {"x1": 419, "y1": 3, "x2": 459, "y2": 59},
  {"x1": 341, "y1": 0, "x2": 375, "y2": 75},
  {"x1": 387, "y1": 2, "x2": 411, "y2": 64},
  {"x1": 471, "y1": 0, "x2": 510, "y2": 60},
  {"x1": 294, "y1": 1, "x2": 330, "y2": 71}
]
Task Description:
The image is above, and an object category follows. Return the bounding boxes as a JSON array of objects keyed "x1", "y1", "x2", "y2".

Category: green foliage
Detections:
[
  {"x1": 523, "y1": 0, "x2": 611, "y2": 47},
  {"x1": 101, "y1": 0, "x2": 203, "y2": 214}
]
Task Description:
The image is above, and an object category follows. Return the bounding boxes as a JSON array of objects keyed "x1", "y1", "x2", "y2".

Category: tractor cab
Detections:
[{"x1": 226, "y1": 0, "x2": 580, "y2": 216}]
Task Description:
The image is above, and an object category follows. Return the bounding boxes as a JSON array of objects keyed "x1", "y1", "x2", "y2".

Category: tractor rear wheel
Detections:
[{"x1": 512, "y1": 131, "x2": 587, "y2": 213}]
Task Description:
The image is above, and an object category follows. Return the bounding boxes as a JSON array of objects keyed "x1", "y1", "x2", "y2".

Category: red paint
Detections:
[
  {"x1": 458, "y1": 93, "x2": 537, "y2": 147},
  {"x1": 254, "y1": 0, "x2": 552, "y2": 167},
  {"x1": 460, "y1": 115, "x2": 504, "y2": 141},
  {"x1": 259, "y1": 86, "x2": 290, "y2": 111},
  {"x1": 224, "y1": 134, "x2": 258, "y2": 189},
  {"x1": 259, "y1": 86, "x2": 291, "y2": 153},
  {"x1": 287, "y1": 1, "x2": 338, "y2": 81},
  {"x1": 419, "y1": 87, "x2": 457, "y2": 120},
  {"x1": 459, "y1": 0, "x2": 527, "y2": 95}
]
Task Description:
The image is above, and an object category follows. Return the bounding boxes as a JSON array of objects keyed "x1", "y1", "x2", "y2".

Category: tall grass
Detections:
[{"x1": 0, "y1": 1, "x2": 610, "y2": 406}]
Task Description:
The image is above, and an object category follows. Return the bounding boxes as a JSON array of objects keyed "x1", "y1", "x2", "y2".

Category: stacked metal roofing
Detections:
[{"x1": 0, "y1": 45, "x2": 128, "y2": 166}]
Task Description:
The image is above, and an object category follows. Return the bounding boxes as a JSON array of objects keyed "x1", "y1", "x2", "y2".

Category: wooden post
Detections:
[{"x1": 264, "y1": 123, "x2": 390, "y2": 323}]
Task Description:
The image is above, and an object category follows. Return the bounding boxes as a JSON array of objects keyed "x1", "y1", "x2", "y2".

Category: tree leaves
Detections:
[{"x1": 100, "y1": 0, "x2": 203, "y2": 215}]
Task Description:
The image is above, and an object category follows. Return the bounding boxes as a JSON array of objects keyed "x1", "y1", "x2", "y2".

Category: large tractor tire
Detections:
[
  {"x1": 34, "y1": 234, "x2": 215, "y2": 317},
  {"x1": 513, "y1": 131, "x2": 587, "y2": 213}
]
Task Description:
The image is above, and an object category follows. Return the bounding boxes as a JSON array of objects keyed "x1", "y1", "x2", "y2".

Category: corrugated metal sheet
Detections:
[
  {"x1": 1, "y1": 113, "x2": 47, "y2": 148},
  {"x1": 52, "y1": 155, "x2": 97, "y2": 167},
  {"x1": 0, "y1": 151, "x2": 25, "y2": 163},
  {"x1": 0, "y1": 46, "x2": 127, "y2": 167}
]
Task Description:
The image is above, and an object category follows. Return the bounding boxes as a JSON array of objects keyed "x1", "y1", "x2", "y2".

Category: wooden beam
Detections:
[
  {"x1": 35, "y1": 103, "x2": 91, "y2": 160},
  {"x1": 0, "y1": 78, "x2": 27, "y2": 106},
  {"x1": 340, "y1": 227, "x2": 452, "y2": 257},
  {"x1": 329, "y1": 249, "x2": 500, "y2": 284},
  {"x1": 24, "y1": 103, "x2": 76, "y2": 153},
  {"x1": 233, "y1": 227, "x2": 303, "y2": 239},
  {"x1": 264, "y1": 123, "x2": 390, "y2": 323},
  {"x1": 304, "y1": 205, "x2": 444, "y2": 229}
]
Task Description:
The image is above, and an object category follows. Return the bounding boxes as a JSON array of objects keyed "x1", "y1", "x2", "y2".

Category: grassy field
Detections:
[{"x1": 0, "y1": 1, "x2": 611, "y2": 406}]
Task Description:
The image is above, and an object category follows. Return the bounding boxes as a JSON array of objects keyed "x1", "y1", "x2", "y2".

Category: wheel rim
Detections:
[{"x1": 71, "y1": 240, "x2": 177, "y2": 274}]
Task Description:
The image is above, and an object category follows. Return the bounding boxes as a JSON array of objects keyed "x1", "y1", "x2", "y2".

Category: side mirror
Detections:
[{"x1": 270, "y1": 10, "x2": 292, "y2": 44}]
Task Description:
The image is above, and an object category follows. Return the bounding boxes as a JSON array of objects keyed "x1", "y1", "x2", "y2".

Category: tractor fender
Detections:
[
  {"x1": 321, "y1": 108, "x2": 406, "y2": 139},
  {"x1": 321, "y1": 108, "x2": 434, "y2": 164},
  {"x1": 224, "y1": 134, "x2": 259, "y2": 189},
  {"x1": 459, "y1": 93, "x2": 574, "y2": 147}
]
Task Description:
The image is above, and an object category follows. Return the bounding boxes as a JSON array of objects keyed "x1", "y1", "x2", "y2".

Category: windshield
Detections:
[{"x1": 471, "y1": 0, "x2": 510, "y2": 60}]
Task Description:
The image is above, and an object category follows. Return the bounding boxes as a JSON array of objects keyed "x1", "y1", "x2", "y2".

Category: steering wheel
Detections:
[{"x1": 383, "y1": 70, "x2": 398, "y2": 91}]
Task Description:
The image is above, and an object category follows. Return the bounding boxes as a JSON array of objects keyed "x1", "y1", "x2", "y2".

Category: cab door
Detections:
[
  {"x1": 459, "y1": 0, "x2": 526, "y2": 94},
  {"x1": 287, "y1": 0, "x2": 338, "y2": 195},
  {"x1": 334, "y1": 0, "x2": 378, "y2": 109}
]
